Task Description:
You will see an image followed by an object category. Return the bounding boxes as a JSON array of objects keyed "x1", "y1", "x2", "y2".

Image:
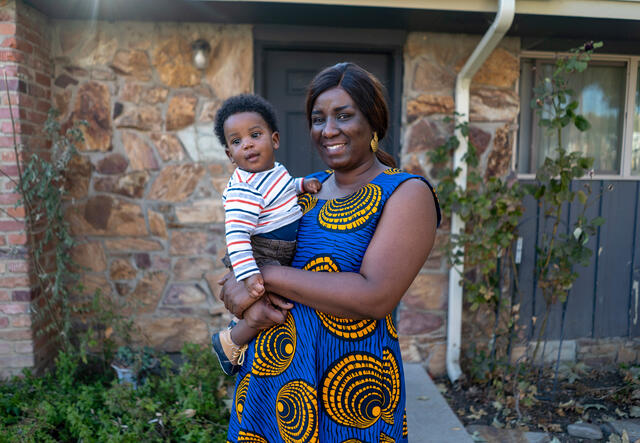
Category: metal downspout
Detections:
[{"x1": 447, "y1": 0, "x2": 515, "y2": 383}]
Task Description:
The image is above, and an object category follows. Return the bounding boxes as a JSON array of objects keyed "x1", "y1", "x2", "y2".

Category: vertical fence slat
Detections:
[
  {"x1": 563, "y1": 180, "x2": 601, "y2": 339},
  {"x1": 593, "y1": 181, "x2": 636, "y2": 338},
  {"x1": 629, "y1": 181, "x2": 640, "y2": 338}
]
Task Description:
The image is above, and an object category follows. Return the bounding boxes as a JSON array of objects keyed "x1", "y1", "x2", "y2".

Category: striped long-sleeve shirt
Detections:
[{"x1": 223, "y1": 162, "x2": 305, "y2": 281}]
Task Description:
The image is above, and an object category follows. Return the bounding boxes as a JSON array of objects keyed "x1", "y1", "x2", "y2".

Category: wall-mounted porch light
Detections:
[{"x1": 191, "y1": 39, "x2": 211, "y2": 70}]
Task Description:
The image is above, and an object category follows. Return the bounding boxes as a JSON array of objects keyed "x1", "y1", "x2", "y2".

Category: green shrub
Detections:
[{"x1": 0, "y1": 344, "x2": 230, "y2": 442}]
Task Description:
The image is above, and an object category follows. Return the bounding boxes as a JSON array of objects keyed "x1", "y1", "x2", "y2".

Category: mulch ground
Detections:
[{"x1": 435, "y1": 364, "x2": 639, "y2": 441}]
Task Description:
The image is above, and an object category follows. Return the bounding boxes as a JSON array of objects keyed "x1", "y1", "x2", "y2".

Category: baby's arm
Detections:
[
  {"x1": 294, "y1": 177, "x2": 322, "y2": 194},
  {"x1": 224, "y1": 183, "x2": 265, "y2": 289},
  {"x1": 303, "y1": 178, "x2": 322, "y2": 194}
]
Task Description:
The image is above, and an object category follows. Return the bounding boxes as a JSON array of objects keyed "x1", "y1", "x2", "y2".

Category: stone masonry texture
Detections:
[
  {"x1": 398, "y1": 32, "x2": 521, "y2": 376},
  {"x1": 2, "y1": 4, "x2": 636, "y2": 378}
]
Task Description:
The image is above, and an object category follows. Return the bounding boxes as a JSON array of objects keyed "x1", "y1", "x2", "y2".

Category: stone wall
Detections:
[
  {"x1": 0, "y1": 0, "x2": 53, "y2": 377},
  {"x1": 49, "y1": 20, "x2": 252, "y2": 352},
  {"x1": 397, "y1": 32, "x2": 521, "y2": 376}
]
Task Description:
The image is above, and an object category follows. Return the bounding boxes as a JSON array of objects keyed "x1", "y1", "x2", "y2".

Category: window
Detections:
[{"x1": 517, "y1": 53, "x2": 640, "y2": 178}]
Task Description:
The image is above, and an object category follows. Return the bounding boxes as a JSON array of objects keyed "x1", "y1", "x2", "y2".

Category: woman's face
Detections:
[{"x1": 309, "y1": 86, "x2": 374, "y2": 171}]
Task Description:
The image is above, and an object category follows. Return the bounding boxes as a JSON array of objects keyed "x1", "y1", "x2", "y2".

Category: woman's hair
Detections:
[
  {"x1": 214, "y1": 94, "x2": 279, "y2": 148},
  {"x1": 305, "y1": 62, "x2": 396, "y2": 168}
]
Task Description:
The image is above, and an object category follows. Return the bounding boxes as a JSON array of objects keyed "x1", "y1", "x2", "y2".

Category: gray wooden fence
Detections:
[{"x1": 517, "y1": 180, "x2": 640, "y2": 339}]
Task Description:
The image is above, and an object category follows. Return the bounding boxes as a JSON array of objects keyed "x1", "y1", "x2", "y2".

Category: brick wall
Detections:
[{"x1": 0, "y1": 0, "x2": 53, "y2": 378}]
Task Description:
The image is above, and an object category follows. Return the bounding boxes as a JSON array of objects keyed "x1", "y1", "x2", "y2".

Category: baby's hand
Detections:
[
  {"x1": 304, "y1": 178, "x2": 322, "y2": 194},
  {"x1": 244, "y1": 273, "x2": 265, "y2": 299}
]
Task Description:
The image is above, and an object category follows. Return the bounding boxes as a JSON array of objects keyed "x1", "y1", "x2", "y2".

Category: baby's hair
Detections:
[{"x1": 214, "y1": 94, "x2": 279, "y2": 147}]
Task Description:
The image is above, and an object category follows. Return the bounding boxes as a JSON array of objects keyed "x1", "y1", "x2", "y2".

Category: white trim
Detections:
[
  {"x1": 447, "y1": 0, "x2": 515, "y2": 384},
  {"x1": 623, "y1": 59, "x2": 639, "y2": 177},
  {"x1": 516, "y1": 52, "x2": 640, "y2": 181},
  {"x1": 199, "y1": 0, "x2": 640, "y2": 20},
  {"x1": 518, "y1": 173, "x2": 640, "y2": 181}
]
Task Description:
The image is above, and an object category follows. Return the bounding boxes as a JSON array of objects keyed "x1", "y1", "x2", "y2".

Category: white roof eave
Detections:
[{"x1": 204, "y1": 0, "x2": 640, "y2": 21}]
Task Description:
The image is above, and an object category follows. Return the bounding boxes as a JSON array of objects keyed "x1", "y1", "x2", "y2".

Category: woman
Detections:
[{"x1": 219, "y1": 62, "x2": 441, "y2": 442}]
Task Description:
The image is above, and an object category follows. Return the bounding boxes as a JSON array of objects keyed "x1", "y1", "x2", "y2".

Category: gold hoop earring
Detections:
[{"x1": 370, "y1": 132, "x2": 378, "y2": 153}]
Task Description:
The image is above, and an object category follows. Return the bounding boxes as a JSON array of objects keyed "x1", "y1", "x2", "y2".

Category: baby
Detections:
[{"x1": 212, "y1": 94, "x2": 321, "y2": 375}]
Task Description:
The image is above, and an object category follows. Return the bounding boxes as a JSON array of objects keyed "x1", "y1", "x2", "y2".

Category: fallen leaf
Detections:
[
  {"x1": 417, "y1": 396, "x2": 429, "y2": 401},
  {"x1": 548, "y1": 423, "x2": 562, "y2": 432},
  {"x1": 582, "y1": 403, "x2": 606, "y2": 411},
  {"x1": 559, "y1": 399, "x2": 574, "y2": 408},
  {"x1": 468, "y1": 406, "x2": 487, "y2": 420},
  {"x1": 615, "y1": 407, "x2": 628, "y2": 418},
  {"x1": 180, "y1": 409, "x2": 196, "y2": 418}
]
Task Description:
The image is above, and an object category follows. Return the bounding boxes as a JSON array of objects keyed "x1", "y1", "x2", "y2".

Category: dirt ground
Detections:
[{"x1": 436, "y1": 364, "x2": 639, "y2": 442}]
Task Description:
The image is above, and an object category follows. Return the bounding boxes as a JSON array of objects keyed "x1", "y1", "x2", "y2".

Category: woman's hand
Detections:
[
  {"x1": 218, "y1": 271, "x2": 293, "y2": 319},
  {"x1": 218, "y1": 271, "x2": 259, "y2": 318},
  {"x1": 243, "y1": 295, "x2": 291, "y2": 329}
]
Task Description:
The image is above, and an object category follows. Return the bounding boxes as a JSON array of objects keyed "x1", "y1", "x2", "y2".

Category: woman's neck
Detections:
[{"x1": 322, "y1": 158, "x2": 387, "y2": 199}]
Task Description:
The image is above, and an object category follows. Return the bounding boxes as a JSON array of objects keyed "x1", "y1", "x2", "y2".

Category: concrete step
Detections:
[{"x1": 404, "y1": 363, "x2": 474, "y2": 443}]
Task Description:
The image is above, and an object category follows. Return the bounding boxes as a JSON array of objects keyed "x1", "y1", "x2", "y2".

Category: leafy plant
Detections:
[
  {"x1": 0, "y1": 344, "x2": 230, "y2": 442},
  {"x1": 113, "y1": 345, "x2": 159, "y2": 375},
  {"x1": 525, "y1": 42, "x2": 606, "y2": 362},
  {"x1": 428, "y1": 115, "x2": 525, "y2": 380},
  {"x1": 0, "y1": 74, "x2": 85, "y2": 355}
]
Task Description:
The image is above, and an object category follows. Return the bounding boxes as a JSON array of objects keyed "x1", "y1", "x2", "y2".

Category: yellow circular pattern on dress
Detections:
[
  {"x1": 276, "y1": 379, "x2": 319, "y2": 443},
  {"x1": 321, "y1": 352, "x2": 385, "y2": 428},
  {"x1": 316, "y1": 311, "x2": 377, "y2": 340},
  {"x1": 252, "y1": 313, "x2": 296, "y2": 377},
  {"x1": 318, "y1": 184, "x2": 382, "y2": 231},
  {"x1": 237, "y1": 431, "x2": 268, "y2": 443},
  {"x1": 303, "y1": 255, "x2": 377, "y2": 340},
  {"x1": 403, "y1": 409, "x2": 408, "y2": 437},
  {"x1": 235, "y1": 373, "x2": 251, "y2": 424},
  {"x1": 381, "y1": 348, "x2": 401, "y2": 425},
  {"x1": 383, "y1": 168, "x2": 403, "y2": 174},
  {"x1": 380, "y1": 432, "x2": 395, "y2": 443},
  {"x1": 385, "y1": 313, "x2": 398, "y2": 340},
  {"x1": 298, "y1": 193, "x2": 318, "y2": 215},
  {"x1": 302, "y1": 255, "x2": 340, "y2": 273}
]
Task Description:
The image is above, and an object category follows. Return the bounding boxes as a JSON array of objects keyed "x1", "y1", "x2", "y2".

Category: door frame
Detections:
[{"x1": 253, "y1": 25, "x2": 406, "y2": 162}]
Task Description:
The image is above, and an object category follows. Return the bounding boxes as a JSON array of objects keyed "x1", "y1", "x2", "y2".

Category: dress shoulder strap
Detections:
[{"x1": 375, "y1": 168, "x2": 442, "y2": 228}]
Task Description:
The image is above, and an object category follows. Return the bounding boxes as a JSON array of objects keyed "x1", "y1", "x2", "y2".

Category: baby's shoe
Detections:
[{"x1": 211, "y1": 328, "x2": 247, "y2": 376}]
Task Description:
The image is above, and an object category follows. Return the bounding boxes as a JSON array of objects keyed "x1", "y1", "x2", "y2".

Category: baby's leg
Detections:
[
  {"x1": 230, "y1": 319, "x2": 259, "y2": 347},
  {"x1": 212, "y1": 320, "x2": 260, "y2": 376}
]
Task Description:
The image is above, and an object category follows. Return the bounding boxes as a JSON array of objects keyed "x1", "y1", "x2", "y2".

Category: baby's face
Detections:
[{"x1": 224, "y1": 112, "x2": 279, "y2": 173}]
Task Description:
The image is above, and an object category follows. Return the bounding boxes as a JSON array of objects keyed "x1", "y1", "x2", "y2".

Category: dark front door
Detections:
[{"x1": 261, "y1": 49, "x2": 394, "y2": 177}]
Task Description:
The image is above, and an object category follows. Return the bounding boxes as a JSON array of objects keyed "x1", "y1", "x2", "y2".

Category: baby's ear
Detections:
[
  {"x1": 271, "y1": 131, "x2": 280, "y2": 150},
  {"x1": 225, "y1": 149, "x2": 235, "y2": 164}
]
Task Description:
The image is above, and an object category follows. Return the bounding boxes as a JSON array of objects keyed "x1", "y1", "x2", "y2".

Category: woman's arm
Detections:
[{"x1": 262, "y1": 179, "x2": 438, "y2": 320}]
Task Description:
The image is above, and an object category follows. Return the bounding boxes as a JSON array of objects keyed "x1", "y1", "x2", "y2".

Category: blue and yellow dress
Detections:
[{"x1": 227, "y1": 168, "x2": 441, "y2": 443}]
